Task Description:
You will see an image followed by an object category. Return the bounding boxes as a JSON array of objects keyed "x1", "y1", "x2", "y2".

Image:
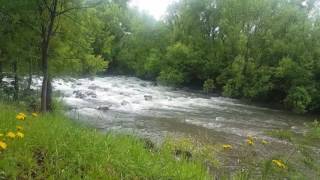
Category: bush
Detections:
[
  {"x1": 143, "y1": 49, "x2": 162, "y2": 79},
  {"x1": 157, "y1": 67, "x2": 184, "y2": 86},
  {"x1": 203, "y1": 79, "x2": 215, "y2": 93},
  {"x1": 284, "y1": 86, "x2": 311, "y2": 113}
]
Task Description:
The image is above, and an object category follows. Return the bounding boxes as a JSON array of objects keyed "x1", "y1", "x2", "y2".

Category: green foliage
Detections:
[
  {"x1": 107, "y1": 0, "x2": 320, "y2": 113},
  {"x1": 284, "y1": 86, "x2": 312, "y2": 114},
  {"x1": 144, "y1": 49, "x2": 162, "y2": 78},
  {"x1": 2, "y1": 0, "x2": 320, "y2": 113},
  {"x1": 81, "y1": 55, "x2": 108, "y2": 75},
  {"x1": 157, "y1": 67, "x2": 184, "y2": 86},
  {"x1": 222, "y1": 56, "x2": 246, "y2": 98},
  {"x1": 203, "y1": 79, "x2": 215, "y2": 93},
  {"x1": 267, "y1": 129, "x2": 293, "y2": 142},
  {"x1": 305, "y1": 120, "x2": 320, "y2": 141}
]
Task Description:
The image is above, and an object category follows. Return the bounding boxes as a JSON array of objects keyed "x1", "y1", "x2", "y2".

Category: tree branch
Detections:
[
  {"x1": 42, "y1": 0, "x2": 52, "y2": 13},
  {"x1": 55, "y1": 1, "x2": 103, "y2": 16}
]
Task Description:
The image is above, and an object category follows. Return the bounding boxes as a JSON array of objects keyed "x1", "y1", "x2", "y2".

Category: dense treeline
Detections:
[
  {"x1": 111, "y1": 0, "x2": 320, "y2": 114},
  {"x1": 1, "y1": 0, "x2": 320, "y2": 114},
  {"x1": 0, "y1": 0, "x2": 112, "y2": 111}
]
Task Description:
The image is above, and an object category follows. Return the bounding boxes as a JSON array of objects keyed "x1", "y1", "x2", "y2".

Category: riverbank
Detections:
[
  {"x1": 0, "y1": 103, "x2": 209, "y2": 179},
  {"x1": 1, "y1": 102, "x2": 320, "y2": 179}
]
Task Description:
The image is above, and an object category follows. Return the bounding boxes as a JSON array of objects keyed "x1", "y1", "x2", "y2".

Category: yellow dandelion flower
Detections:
[
  {"x1": 247, "y1": 135, "x2": 254, "y2": 140},
  {"x1": 246, "y1": 139, "x2": 254, "y2": 145},
  {"x1": 222, "y1": 144, "x2": 232, "y2": 150},
  {"x1": 19, "y1": 113, "x2": 26, "y2": 117},
  {"x1": 6, "y1": 132, "x2": 16, "y2": 139},
  {"x1": 0, "y1": 141, "x2": 7, "y2": 150},
  {"x1": 32, "y1": 112, "x2": 38, "y2": 117},
  {"x1": 16, "y1": 126, "x2": 23, "y2": 131},
  {"x1": 16, "y1": 112, "x2": 27, "y2": 120},
  {"x1": 16, "y1": 132, "x2": 24, "y2": 139},
  {"x1": 16, "y1": 115, "x2": 23, "y2": 120},
  {"x1": 262, "y1": 140, "x2": 269, "y2": 145},
  {"x1": 16, "y1": 114, "x2": 26, "y2": 121},
  {"x1": 272, "y1": 159, "x2": 287, "y2": 169}
]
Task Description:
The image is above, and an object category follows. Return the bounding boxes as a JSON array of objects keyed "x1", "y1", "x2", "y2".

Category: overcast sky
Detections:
[{"x1": 129, "y1": 0, "x2": 177, "y2": 20}]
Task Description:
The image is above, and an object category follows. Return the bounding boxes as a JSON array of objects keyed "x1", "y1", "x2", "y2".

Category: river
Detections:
[
  {"x1": 29, "y1": 76, "x2": 320, "y2": 177},
  {"x1": 32, "y1": 76, "x2": 314, "y2": 145}
]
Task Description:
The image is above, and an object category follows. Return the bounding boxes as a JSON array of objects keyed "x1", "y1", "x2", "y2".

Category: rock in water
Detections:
[
  {"x1": 73, "y1": 90, "x2": 97, "y2": 99},
  {"x1": 86, "y1": 91, "x2": 97, "y2": 98},
  {"x1": 73, "y1": 90, "x2": 86, "y2": 99},
  {"x1": 140, "y1": 83, "x2": 147, "y2": 87},
  {"x1": 97, "y1": 106, "x2": 111, "y2": 111},
  {"x1": 144, "y1": 95, "x2": 152, "y2": 101},
  {"x1": 88, "y1": 85, "x2": 98, "y2": 90},
  {"x1": 121, "y1": 100, "x2": 129, "y2": 106}
]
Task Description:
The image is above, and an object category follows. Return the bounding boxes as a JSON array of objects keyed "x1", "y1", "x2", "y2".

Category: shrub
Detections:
[
  {"x1": 157, "y1": 68, "x2": 184, "y2": 87},
  {"x1": 203, "y1": 79, "x2": 215, "y2": 94},
  {"x1": 284, "y1": 86, "x2": 311, "y2": 113}
]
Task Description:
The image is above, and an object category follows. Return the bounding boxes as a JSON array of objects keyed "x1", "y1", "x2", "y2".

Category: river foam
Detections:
[{"x1": 29, "y1": 76, "x2": 311, "y2": 141}]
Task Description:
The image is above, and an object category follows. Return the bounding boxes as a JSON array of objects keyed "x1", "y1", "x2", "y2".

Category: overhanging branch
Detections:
[{"x1": 56, "y1": 1, "x2": 103, "y2": 16}]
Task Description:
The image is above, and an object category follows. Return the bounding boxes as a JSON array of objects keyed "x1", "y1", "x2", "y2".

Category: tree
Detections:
[{"x1": 0, "y1": 0, "x2": 107, "y2": 111}]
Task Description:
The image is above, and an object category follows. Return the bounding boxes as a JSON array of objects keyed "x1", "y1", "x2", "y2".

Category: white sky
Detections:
[{"x1": 129, "y1": 0, "x2": 177, "y2": 20}]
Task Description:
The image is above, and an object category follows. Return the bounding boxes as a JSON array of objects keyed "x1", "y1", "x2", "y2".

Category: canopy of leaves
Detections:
[
  {"x1": 2, "y1": 0, "x2": 320, "y2": 113},
  {"x1": 110, "y1": 0, "x2": 320, "y2": 113}
]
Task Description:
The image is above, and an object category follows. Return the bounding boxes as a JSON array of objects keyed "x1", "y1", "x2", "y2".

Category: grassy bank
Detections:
[
  {"x1": 1, "y1": 103, "x2": 320, "y2": 179},
  {"x1": 0, "y1": 104, "x2": 209, "y2": 179}
]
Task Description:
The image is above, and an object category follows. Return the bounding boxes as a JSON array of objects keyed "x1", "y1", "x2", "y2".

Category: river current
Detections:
[{"x1": 32, "y1": 76, "x2": 313, "y2": 145}]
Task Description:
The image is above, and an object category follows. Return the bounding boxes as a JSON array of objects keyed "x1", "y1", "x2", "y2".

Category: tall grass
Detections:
[
  {"x1": 1, "y1": 102, "x2": 319, "y2": 179},
  {"x1": 0, "y1": 104, "x2": 209, "y2": 179}
]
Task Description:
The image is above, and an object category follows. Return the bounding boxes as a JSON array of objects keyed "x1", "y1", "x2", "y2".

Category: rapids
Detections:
[{"x1": 32, "y1": 76, "x2": 313, "y2": 145}]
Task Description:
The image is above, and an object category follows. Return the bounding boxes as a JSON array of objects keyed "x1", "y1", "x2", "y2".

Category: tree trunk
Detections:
[
  {"x1": 40, "y1": 0, "x2": 58, "y2": 112},
  {"x1": 46, "y1": 77, "x2": 53, "y2": 111},
  {"x1": 0, "y1": 61, "x2": 3, "y2": 85},
  {"x1": 40, "y1": 41, "x2": 49, "y2": 112},
  {"x1": 27, "y1": 59, "x2": 32, "y2": 90},
  {"x1": 27, "y1": 59, "x2": 32, "y2": 91},
  {"x1": 13, "y1": 61, "x2": 19, "y2": 101}
]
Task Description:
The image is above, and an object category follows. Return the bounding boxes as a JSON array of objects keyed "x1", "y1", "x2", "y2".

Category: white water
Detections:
[{"x1": 31, "y1": 76, "x2": 312, "y2": 143}]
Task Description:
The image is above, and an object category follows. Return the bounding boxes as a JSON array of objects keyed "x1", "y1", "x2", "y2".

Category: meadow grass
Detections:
[
  {"x1": 266, "y1": 129, "x2": 293, "y2": 142},
  {"x1": 0, "y1": 104, "x2": 209, "y2": 179},
  {"x1": 1, "y1": 102, "x2": 320, "y2": 180}
]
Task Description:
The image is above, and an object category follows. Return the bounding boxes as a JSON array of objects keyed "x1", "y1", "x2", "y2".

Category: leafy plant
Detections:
[{"x1": 203, "y1": 79, "x2": 215, "y2": 94}]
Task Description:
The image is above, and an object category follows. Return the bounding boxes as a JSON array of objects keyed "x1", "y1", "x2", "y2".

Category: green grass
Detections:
[
  {"x1": 266, "y1": 129, "x2": 293, "y2": 142},
  {"x1": 264, "y1": 126, "x2": 320, "y2": 179},
  {"x1": 305, "y1": 121, "x2": 320, "y2": 141},
  {"x1": 0, "y1": 104, "x2": 209, "y2": 179},
  {"x1": 1, "y1": 102, "x2": 320, "y2": 180}
]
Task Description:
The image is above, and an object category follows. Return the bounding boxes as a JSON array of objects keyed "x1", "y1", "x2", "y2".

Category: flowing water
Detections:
[
  {"x1": 22, "y1": 76, "x2": 320, "y2": 176},
  {"x1": 0, "y1": 75, "x2": 315, "y2": 177},
  {"x1": 32, "y1": 76, "x2": 314, "y2": 145}
]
